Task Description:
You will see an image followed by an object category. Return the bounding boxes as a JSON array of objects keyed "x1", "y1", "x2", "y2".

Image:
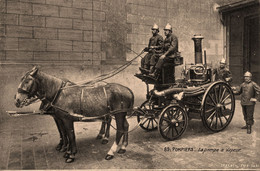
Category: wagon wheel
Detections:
[
  {"x1": 158, "y1": 105, "x2": 188, "y2": 140},
  {"x1": 136, "y1": 100, "x2": 159, "y2": 131},
  {"x1": 201, "y1": 81, "x2": 235, "y2": 132}
]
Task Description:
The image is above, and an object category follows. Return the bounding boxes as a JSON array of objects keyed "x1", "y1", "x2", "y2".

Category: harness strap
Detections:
[
  {"x1": 39, "y1": 81, "x2": 67, "y2": 111},
  {"x1": 51, "y1": 81, "x2": 67, "y2": 106}
]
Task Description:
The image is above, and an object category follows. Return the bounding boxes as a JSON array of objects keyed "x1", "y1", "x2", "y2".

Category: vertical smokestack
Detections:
[{"x1": 192, "y1": 35, "x2": 204, "y2": 64}]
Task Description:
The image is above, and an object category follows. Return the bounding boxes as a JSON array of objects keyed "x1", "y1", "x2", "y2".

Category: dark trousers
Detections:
[
  {"x1": 142, "y1": 53, "x2": 161, "y2": 69},
  {"x1": 141, "y1": 53, "x2": 153, "y2": 69},
  {"x1": 155, "y1": 55, "x2": 168, "y2": 69},
  {"x1": 241, "y1": 105, "x2": 255, "y2": 126}
]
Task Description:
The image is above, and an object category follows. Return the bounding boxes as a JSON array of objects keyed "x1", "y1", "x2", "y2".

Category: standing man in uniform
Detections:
[
  {"x1": 232, "y1": 71, "x2": 260, "y2": 134},
  {"x1": 138, "y1": 24, "x2": 163, "y2": 74},
  {"x1": 149, "y1": 23, "x2": 178, "y2": 78},
  {"x1": 213, "y1": 58, "x2": 232, "y2": 84}
]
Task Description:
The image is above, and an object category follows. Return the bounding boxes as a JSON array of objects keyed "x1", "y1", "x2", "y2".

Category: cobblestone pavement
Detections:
[{"x1": 0, "y1": 101, "x2": 259, "y2": 170}]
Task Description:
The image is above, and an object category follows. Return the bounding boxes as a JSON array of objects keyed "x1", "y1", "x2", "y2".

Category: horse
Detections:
[{"x1": 14, "y1": 66, "x2": 134, "y2": 163}]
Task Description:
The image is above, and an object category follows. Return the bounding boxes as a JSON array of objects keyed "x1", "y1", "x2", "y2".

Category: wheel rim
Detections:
[
  {"x1": 137, "y1": 101, "x2": 159, "y2": 131},
  {"x1": 158, "y1": 105, "x2": 188, "y2": 140},
  {"x1": 201, "y1": 82, "x2": 235, "y2": 132}
]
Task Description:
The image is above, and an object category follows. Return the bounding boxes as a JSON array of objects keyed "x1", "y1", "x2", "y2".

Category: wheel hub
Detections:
[
  {"x1": 171, "y1": 119, "x2": 179, "y2": 126},
  {"x1": 216, "y1": 103, "x2": 222, "y2": 108}
]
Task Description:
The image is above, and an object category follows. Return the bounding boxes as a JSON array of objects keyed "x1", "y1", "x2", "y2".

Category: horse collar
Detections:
[{"x1": 40, "y1": 81, "x2": 67, "y2": 111}]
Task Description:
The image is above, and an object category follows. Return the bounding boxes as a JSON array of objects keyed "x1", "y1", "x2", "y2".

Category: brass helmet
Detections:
[
  {"x1": 151, "y1": 23, "x2": 159, "y2": 31},
  {"x1": 220, "y1": 58, "x2": 226, "y2": 64},
  {"x1": 244, "y1": 71, "x2": 252, "y2": 77},
  {"x1": 164, "y1": 23, "x2": 172, "y2": 31}
]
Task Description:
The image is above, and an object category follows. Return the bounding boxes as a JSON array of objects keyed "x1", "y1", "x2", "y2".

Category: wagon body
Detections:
[{"x1": 134, "y1": 35, "x2": 235, "y2": 140}]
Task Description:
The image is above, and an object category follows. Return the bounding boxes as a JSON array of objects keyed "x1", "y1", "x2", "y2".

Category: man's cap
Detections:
[
  {"x1": 220, "y1": 58, "x2": 226, "y2": 64},
  {"x1": 164, "y1": 23, "x2": 172, "y2": 31},
  {"x1": 244, "y1": 71, "x2": 252, "y2": 77},
  {"x1": 151, "y1": 23, "x2": 159, "y2": 31}
]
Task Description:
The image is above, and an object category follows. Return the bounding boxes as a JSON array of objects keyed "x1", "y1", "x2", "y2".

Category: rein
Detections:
[{"x1": 61, "y1": 50, "x2": 145, "y2": 90}]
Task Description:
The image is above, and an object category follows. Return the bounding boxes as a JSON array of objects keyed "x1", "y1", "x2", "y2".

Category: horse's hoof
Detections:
[
  {"x1": 117, "y1": 149, "x2": 126, "y2": 154},
  {"x1": 101, "y1": 139, "x2": 109, "y2": 144},
  {"x1": 65, "y1": 158, "x2": 75, "y2": 163},
  {"x1": 63, "y1": 153, "x2": 70, "y2": 158},
  {"x1": 105, "y1": 154, "x2": 114, "y2": 160},
  {"x1": 96, "y1": 135, "x2": 103, "y2": 139}
]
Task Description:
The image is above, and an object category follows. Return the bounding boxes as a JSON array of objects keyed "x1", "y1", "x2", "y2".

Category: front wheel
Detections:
[
  {"x1": 136, "y1": 100, "x2": 159, "y2": 131},
  {"x1": 158, "y1": 105, "x2": 188, "y2": 141}
]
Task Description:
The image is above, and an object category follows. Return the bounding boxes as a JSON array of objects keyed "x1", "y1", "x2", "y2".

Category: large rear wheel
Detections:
[{"x1": 201, "y1": 81, "x2": 235, "y2": 132}]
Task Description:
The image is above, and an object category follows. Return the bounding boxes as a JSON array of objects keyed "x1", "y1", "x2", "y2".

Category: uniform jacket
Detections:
[
  {"x1": 163, "y1": 33, "x2": 178, "y2": 56},
  {"x1": 235, "y1": 81, "x2": 260, "y2": 105},
  {"x1": 148, "y1": 34, "x2": 164, "y2": 53},
  {"x1": 214, "y1": 67, "x2": 232, "y2": 82}
]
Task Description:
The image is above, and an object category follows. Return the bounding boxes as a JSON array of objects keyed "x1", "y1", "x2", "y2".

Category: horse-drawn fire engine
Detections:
[
  {"x1": 134, "y1": 35, "x2": 235, "y2": 140},
  {"x1": 10, "y1": 35, "x2": 235, "y2": 163}
]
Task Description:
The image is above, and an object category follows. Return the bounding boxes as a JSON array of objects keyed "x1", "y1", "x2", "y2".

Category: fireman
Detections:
[
  {"x1": 213, "y1": 58, "x2": 232, "y2": 83},
  {"x1": 149, "y1": 23, "x2": 178, "y2": 78},
  {"x1": 232, "y1": 71, "x2": 260, "y2": 134},
  {"x1": 138, "y1": 24, "x2": 163, "y2": 74}
]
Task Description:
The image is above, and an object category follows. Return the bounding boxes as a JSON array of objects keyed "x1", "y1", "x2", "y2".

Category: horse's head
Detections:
[{"x1": 15, "y1": 66, "x2": 39, "y2": 108}]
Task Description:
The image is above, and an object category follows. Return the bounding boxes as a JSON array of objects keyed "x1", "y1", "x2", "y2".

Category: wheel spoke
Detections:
[
  {"x1": 175, "y1": 109, "x2": 181, "y2": 119},
  {"x1": 205, "y1": 107, "x2": 215, "y2": 113},
  {"x1": 218, "y1": 111, "x2": 224, "y2": 127},
  {"x1": 209, "y1": 115, "x2": 215, "y2": 127},
  {"x1": 219, "y1": 109, "x2": 228, "y2": 122},
  {"x1": 214, "y1": 86, "x2": 219, "y2": 103},
  {"x1": 141, "y1": 118, "x2": 149, "y2": 126},
  {"x1": 208, "y1": 93, "x2": 217, "y2": 105},
  {"x1": 147, "y1": 119, "x2": 151, "y2": 129},
  {"x1": 162, "y1": 117, "x2": 171, "y2": 123},
  {"x1": 221, "y1": 94, "x2": 231, "y2": 104},
  {"x1": 220, "y1": 87, "x2": 227, "y2": 102},
  {"x1": 151, "y1": 119, "x2": 154, "y2": 129},
  {"x1": 223, "y1": 101, "x2": 232, "y2": 106},
  {"x1": 166, "y1": 126, "x2": 171, "y2": 136},
  {"x1": 174, "y1": 126, "x2": 179, "y2": 135},
  {"x1": 166, "y1": 111, "x2": 172, "y2": 120},
  {"x1": 218, "y1": 85, "x2": 222, "y2": 102},
  {"x1": 205, "y1": 102, "x2": 216, "y2": 107},
  {"x1": 171, "y1": 126, "x2": 174, "y2": 138},
  {"x1": 207, "y1": 110, "x2": 216, "y2": 121},
  {"x1": 215, "y1": 111, "x2": 218, "y2": 129},
  {"x1": 163, "y1": 125, "x2": 170, "y2": 133}
]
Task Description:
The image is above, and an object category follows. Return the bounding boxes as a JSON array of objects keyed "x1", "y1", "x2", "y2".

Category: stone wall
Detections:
[{"x1": 0, "y1": 0, "x2": 106, "y2": 64}]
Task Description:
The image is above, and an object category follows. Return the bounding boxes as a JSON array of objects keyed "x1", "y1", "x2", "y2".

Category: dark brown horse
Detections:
[{"x1": 14, "y1": 67, "x2": 134, "y2": 163}]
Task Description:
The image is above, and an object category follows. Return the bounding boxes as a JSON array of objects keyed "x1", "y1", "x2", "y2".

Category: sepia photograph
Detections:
[{"x1": 0, "y1": 0, "x2": 259, "y2": 170}]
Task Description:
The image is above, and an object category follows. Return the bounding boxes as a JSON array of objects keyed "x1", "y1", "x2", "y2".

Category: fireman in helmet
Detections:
[
  {"x1": 232, "y1": 71, "x2": 260, "y2": 134},
  {"x1": 138, "y1": 23, "x2": 163, "y2": 74},
  {"x1": 149, "y1": 23, "x2": 178, "y2": 78},
  {"x1": 213, "y1": 58, "x2": 232, "y2": 84}
]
